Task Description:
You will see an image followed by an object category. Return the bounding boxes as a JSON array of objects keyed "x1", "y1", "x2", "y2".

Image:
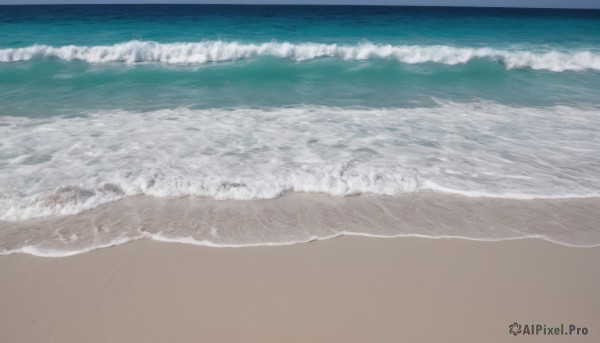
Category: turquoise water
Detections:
[
  {"x1": 2, "y1": 5, "x2": 600, "y2": 115},
  {"x1": 1, "y1": 5, "x2": 600, "y2": 222}
]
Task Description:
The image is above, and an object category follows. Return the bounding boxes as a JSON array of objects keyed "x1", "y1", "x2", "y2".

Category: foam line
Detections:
[
  {"x1": 2, "y1": 103, "x2": 600, "y2": 220},
  {"x1": 2, "y1": 40, "x2": 599, "y2": 71}
]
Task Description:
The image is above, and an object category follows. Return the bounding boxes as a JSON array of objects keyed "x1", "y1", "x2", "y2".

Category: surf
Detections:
[
  {"x1": 2, "y1": 40, "x2": 600, "y2": 72},
  {"x1": 2, "y1": 103, "x2": 600, "y2": 221}
]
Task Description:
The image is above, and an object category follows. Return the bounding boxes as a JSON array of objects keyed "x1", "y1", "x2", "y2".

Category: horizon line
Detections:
[{"x1": 0, "y1": 3, "x2": 600, "y2": 10}]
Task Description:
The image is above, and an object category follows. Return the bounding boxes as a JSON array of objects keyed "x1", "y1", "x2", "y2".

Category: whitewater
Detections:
[
  {"x1": 2, "y1": 40, "x2": 600, "y2": 71},
  {"x1": 1, "y1": 102, "x2": 600, "y2": 221},
  {"x1": 1, "y1": 5, "x2": 600, "y2": 256}
]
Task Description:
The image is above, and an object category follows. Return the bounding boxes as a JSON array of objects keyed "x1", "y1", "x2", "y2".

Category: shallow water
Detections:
[{"x1": 1, "y1": 5, "x2": 599, "y2": 253}]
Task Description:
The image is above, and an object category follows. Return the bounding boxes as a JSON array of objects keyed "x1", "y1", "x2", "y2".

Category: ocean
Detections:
[{"x1": 1, "y1": 5, "x2": 600, "y2": 255}]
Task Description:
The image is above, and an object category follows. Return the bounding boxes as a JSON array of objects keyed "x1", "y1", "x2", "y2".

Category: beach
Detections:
[
  {"x1": 2, "y1": 192, "x2": 600, "y2": 255},
  {"x1": 1, "y1": 236, "x2": 598, "y2": 342},
  {"x1": 1, "y1": 192, "x2": 599, "y2": 341},
  {"x1": 1, "y1": 5, "x2": 600, "y2": 342}
]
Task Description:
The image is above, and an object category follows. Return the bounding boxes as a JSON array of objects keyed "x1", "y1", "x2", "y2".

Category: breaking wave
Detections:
[{"x1": 1, "y1": 40, "x2": 600, "y2": 71}]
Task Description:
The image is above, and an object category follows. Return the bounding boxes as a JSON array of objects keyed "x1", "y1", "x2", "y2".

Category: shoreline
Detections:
[
  {"x1": 2, "y1": 192, "x2": 600, "y2": 257},
  {"x1": 0, "y1": 236, "x2": 598, "y2": 342}
]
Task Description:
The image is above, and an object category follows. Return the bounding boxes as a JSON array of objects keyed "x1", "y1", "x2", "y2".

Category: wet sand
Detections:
[
  {"x1": 2, "y1": 193, "x2": 600, "y2": 256},
  {"x1": 0, "y1": 236, "x2": 598, "y2": 343}
]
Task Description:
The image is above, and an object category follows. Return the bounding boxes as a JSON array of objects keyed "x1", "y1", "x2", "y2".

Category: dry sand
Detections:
[{"x1": 0, "y1": 236, "x2": 598, "y2": 343}]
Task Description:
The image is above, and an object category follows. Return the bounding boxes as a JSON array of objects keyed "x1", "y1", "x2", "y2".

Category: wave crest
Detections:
[{"x1": 1, "y1": 40, "x2": 599, "y2": 71}]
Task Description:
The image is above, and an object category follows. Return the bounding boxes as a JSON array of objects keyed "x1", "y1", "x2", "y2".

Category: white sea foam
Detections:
[
  {"x1": 1, "y1": 102, "x2": 600, "y2": 221},
  {"x1": 0, "y1": 235, "x2": 143, "y2": 258},
  {"x1": 1, "y1": 40, "x2": 600, "y2": 71},
  {"x1": 2, "y1": 227, "x2": 598, "y2": 258}
]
